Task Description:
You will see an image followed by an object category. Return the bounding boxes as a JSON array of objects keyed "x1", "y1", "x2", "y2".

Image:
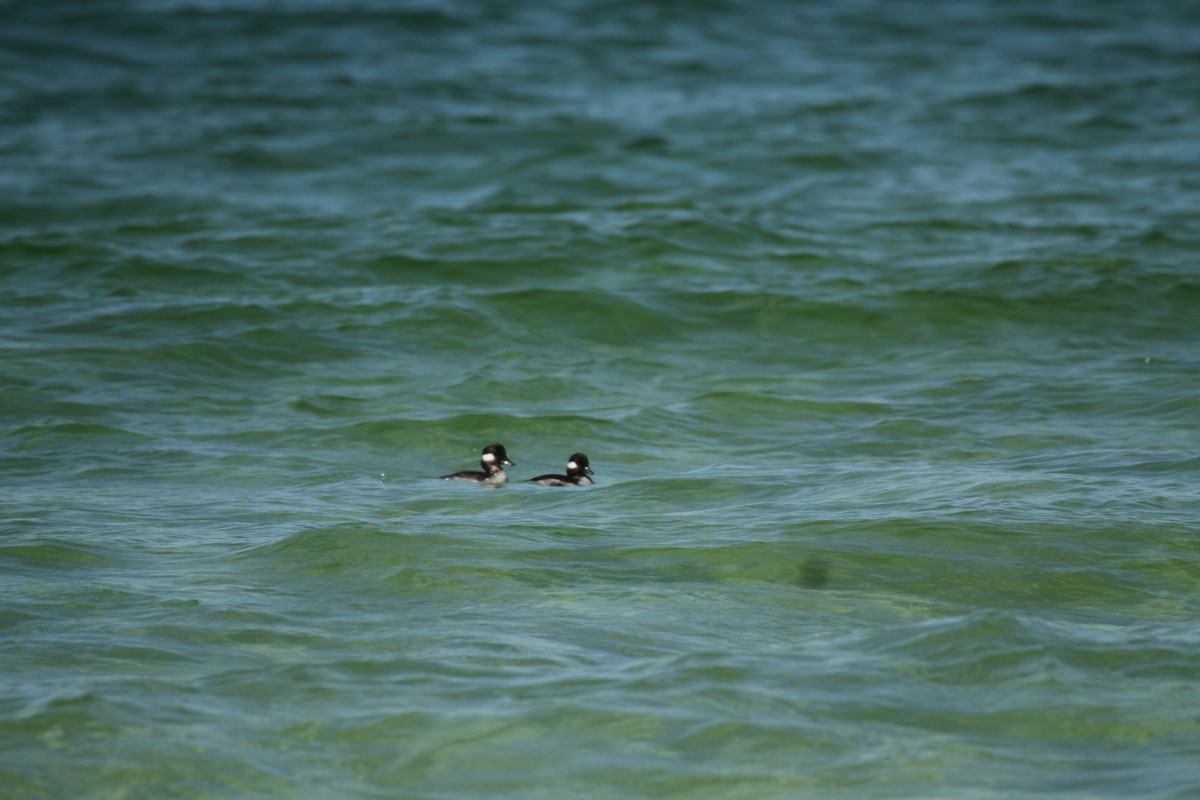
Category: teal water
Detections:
[{"x1": 3, "y1": 1, "x2": 1200, "y2": 797}]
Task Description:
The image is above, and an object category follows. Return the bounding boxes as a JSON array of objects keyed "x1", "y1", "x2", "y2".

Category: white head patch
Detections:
[
  {"x1": 482, "y1": 452, "x2": 496, "y2": 463},
  {"x1": 567, "y1": 461, "x2": 578, "y2": 470}
]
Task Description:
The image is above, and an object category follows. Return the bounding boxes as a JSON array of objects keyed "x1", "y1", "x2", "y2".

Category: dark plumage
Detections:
[
  {"x1": 529, "y1": 452, "x2": 594, "y2": 487},
  {"x1": 441, "y1": 443, "x2": 514, "y2": 486}
]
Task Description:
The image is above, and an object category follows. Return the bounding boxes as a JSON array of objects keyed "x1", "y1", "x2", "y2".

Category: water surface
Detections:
[{"x1": 3, "y1": 0, "x2": 1200, "y2": 797}]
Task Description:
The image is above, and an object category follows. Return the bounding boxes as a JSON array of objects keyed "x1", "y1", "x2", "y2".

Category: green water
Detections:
[{"x1": 3, "y1": 1, "x2": 1199, "y2": 797}]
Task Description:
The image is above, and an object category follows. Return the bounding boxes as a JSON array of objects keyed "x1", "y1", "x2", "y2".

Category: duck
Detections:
[
  {"x1": 528, "y1": 452, "x2": 594, "y2": 486},
  {"x1": 441, "y1": 443, "x2": 514, "y2": 486}
]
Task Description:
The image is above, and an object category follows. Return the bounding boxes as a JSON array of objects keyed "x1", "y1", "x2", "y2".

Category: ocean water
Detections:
[{"x1": 3, "y1": 0, "x2": 1199, "y2": 797}]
